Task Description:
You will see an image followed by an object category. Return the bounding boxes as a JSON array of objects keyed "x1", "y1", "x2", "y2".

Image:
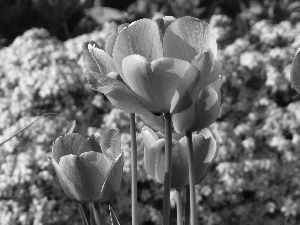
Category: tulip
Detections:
[
  {"x1": 142, "y1": 126, "x2": 218, "y2": 188},
  {"x1": 50, "y1": 129, "x2": 124, "y2": 203},
  {"x1": 82, "y1": 16, "x2": 221, "y2": 116},
  {"x1": 172, "y1": 76, "x2": 222, "y2": 133},
  {"x1": 291, "y1": 48, "x2": 300, "y2": 94}
]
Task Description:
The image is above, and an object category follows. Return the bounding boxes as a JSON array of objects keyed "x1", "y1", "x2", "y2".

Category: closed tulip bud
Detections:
[
  {"x1": 142, "y1": 126, "x2": 218, "y2": 188},
  {"x1": 291, "y1": 48, "x2": 300, "y2": 94},
  {"x1": 50, "y1": 129, "x2": 124, "y2": 203}
]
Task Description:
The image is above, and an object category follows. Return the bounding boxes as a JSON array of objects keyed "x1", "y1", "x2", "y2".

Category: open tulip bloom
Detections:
[
  {"x1": 82, "y1": 16, "x2": 222, "y2": 118},
  {"x1": 291, "y1": 47, "x2": 300, "y2": 94},
  {"x1": 142, "y1": 126, "x2": 218, "y2": 188},
  {"x1": 50, "y1": 129, "x2": 124, "y2": 203}
]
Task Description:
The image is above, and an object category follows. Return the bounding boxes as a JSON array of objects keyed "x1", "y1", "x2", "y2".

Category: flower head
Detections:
[
  {"x1": 83, "y1": 16, "x2": 221, "y2": 115},
  {"x1": 142, "y1": 126, "x2": 218, "y2": 188},
  {"x1": 50, "y1": 129, "x2": 124, "y2": 203}
]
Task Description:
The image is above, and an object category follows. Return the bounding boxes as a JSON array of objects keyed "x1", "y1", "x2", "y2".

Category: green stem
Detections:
[
  {"x1": 186, "y1": 132, "x2": 197, "y2": 225},
  {"x1": 163, "y1": 112, "x2": 173, "y2": 225},
  {"x1": 78, "y1": 203, "x2": 90, "y2": 225},
  {"x1": 89, "y1": 203, "x2": 97, "y2": 225},
  {"x1": 185, "y1": 187, "x2": 190, "y2": 225},
  {"x1": 130, "y1": 113, "x2": 138, "y2": 225},
  {"x1": 93, "y1": 202, "x2": 103, "y2": 225},
  {"x1": 175, "y1": 188, "x2": 183, "y2": 225}
]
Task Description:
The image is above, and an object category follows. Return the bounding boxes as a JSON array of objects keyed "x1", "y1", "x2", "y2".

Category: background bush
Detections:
[{"x1": 0, "y1": 0, "x2": 300, "y2": 224}]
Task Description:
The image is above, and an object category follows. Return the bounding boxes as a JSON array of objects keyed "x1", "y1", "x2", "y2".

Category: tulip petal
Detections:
[
  {"x1": 82, "y1": 41, "x2": 101, "y2": 73},
  {"x1": 79, "y1": 151, "x2": 112, "y2": 202},
  {"x1": 191, "y1": 50, "x2": 214, "y2": 76},
  {"x1": 151, "y1": 57, "x2": 192, "y2": 112},
  {"x1": 142, "y1": 126, "x2": 159, "y2": 150},
  {"x1": 163, "y1": 16, "x2": 217, "y2": 63},
  {"x1": 58, "y1": 155, "x2": 89, "y2": 199},
  {"x1": 179, "y1": 130, "x2": 217, "y2": 184},
  {"x1": 83, "y1": 42, "x2": 117, "y2": 76},
  {"x1": 153, "y1": 139, "x2": 189, "y2": 188},
  {"x1": 88, "y1": 133, "x2": 102, "y2": 153},
  {"x1": 173, "y1": 78, "x2": 221, "y2": 133},
  {"x1": 112, "y1": 19, "x2": 163, "y2": 77},
  {"x1": 52, "y1": 134, "x2": 92, "y2": 162},
  {"x1": 200, "y1": 60, "x2": 222, "y2": 90},
  {"x1": 170, "y1": 142, "x2": 189, "y2": 188},
  {"x1": 139, "y1": 112, "x2": 165, "y2": 133},
  {"x1": 117, "y1": 23, "x2": 129, "y2": 33},
  {"x1": 87, "y1": 71, "x2": 152, "y2": 114},
  {"x1": 152, "y1": 139, "x2": 166, "y2": 184},
  {"x1": 291, "y1": 48, "x2": 300, "y2": 94},
  {"x1": 100, "y1": 152, "x2": 124, "y2": 202},
  {"x1": 50, "y1": 157, "x2": 88, "y2": 202},
  {"x1": 100, "y1": 129, "x2": 121, "y2": 161},
  {"x1": 105, "y1": 32, "x2": 118, "y2": 56},
  {"x1": 122, "y1": 54, "x2": 163, "y2": 112},
  {"x1": 170, "y1": 64, "x2": 201, "y2": 114},
  {"x1": 154, "y1": 16, "x2": 176, "y2": 35},
  {"x1": 142, "y1": 126, "x2": 159, "y2": 178}
]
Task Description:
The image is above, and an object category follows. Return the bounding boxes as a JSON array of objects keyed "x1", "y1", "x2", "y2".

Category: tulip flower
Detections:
[
  {"x1": 172, "y1": 76, "x2": 222, "y2": 133},
  {"x1": 82, "y1": 16, "x2": 221, "y2": 116},
  {"x1": 50, "y1": 129, "x2": 124, "y2": 203},
  {"x1": 291, "y1": 48, "x2": 300, "y2": 94},
  {"x1": 142, "y1": 126, "x2": 218, "y2": 188}
]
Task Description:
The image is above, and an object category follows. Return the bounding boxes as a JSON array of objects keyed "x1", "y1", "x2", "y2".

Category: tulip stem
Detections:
[
  {"x1": 163, "y1": 112, "x2": 173, "y2": 225},
  {"x1": 93, "y1": 202, "x2": 103, "y2": 225},
  {"x1": 175, "y1": 188, "x2": 183, "y2": 225},
  {"x1": 130, "y1": 113, "x2": 138, "y2": 225},
  {"x1": 185, "y1": 187, "x2": 190, "y2": 225},
  {"x1": 78, "y1": 203, "x2": 90, "y2": 225},
  {"x1": 186, "y1": 132, "x2": 197, "y2": 225}
]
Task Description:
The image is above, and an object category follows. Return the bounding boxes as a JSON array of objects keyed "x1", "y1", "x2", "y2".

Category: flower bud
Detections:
[
  {"x1": 50, "y1": 129, "x2": 124, "y2": 203},
  {"x1": 142, "y1": 126, "x2": 218, "y2": 188}
]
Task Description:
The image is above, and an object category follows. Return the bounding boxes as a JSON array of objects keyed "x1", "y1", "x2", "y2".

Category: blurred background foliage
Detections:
[{"x1": 0, "y1": 0, "x2": 300, "y2": 224}]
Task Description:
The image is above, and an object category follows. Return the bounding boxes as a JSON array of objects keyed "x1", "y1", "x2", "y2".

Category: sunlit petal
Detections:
[
  {"x1": 113, "y1": 19, "x2": 163, "y2": 77},
  {"x1": 163, "y1": 16, "x2": 217, "y2": 62},
  {"x1": 52, "y1": 134, "x2": 92, "y2": 162}
]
